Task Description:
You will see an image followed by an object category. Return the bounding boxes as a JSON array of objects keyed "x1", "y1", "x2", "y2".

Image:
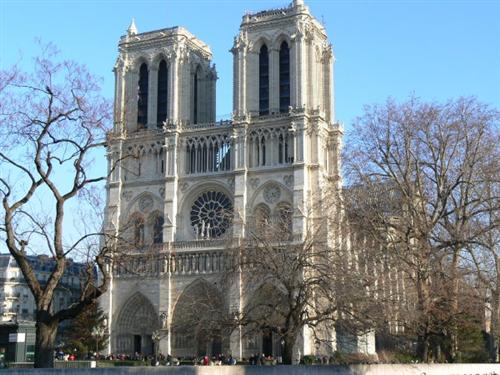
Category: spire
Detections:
[
  {"x1": 127, "y1": 18, "x2": 138, "y2": 36},
  {"x1": 293, "y1": 0, "x2": 304, "y2": 6}
]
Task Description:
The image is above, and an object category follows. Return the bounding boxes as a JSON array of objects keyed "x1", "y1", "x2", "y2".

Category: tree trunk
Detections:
[
  {"x1": 282, "y1": 334, "x2": 297, "y2": 365},
  {"x1": 447, "y1": 250, "x2": 460, "y2": 363},
  {"x1": 34, "y1": 315, "x2": 58, "y2": 368},
  {"x1": 490, "y1": 288, "x2": 500, "y2": 363},
  {"x1": 415, "y1": 272, "x2": 431, "y2": 362},
  {"x1": 416, "y1": 330, "x2": 430, "y2": 362}
]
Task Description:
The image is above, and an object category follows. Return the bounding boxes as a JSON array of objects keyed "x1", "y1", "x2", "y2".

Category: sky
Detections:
[
  {"x1": 1, "y1": 0, "x2": 499, "y2": 129},
  {"x1": 0, "y1": 0, "x2": 498, "y2": 257}
]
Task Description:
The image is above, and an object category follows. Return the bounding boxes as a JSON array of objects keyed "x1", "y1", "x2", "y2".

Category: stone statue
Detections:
[
  {"x1": 159, "y1": 312, "x2": 168, "y2": 329},
  {"x1": 194, "y1": 224, "x2": 199, "y2": 239}
]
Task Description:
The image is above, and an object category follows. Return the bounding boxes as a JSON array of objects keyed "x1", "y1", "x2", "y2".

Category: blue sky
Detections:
[
  {"x1": 1, "y1": 0, "x2": 499, "y2": 129},
  {"x1": 0, "y1": 0, "x2": 498, "y2": 256}
]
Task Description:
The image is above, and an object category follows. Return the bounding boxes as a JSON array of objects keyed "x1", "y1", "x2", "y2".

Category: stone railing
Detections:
[
  {"x1": 113, "y1": 247, "x2": 234, "y2": 277},
  {"x1": 113, "y1": 237, "x2": 303, "y2": 278},
  {"x1": 180, "y1": 119, "x2": 233, "y2": 131},
  {"x1": 172, "y1": 239, "x2": 229, "y2": 250},
  {"x1": 170, "y1": 250, "x2": 228, "y2": 275}
]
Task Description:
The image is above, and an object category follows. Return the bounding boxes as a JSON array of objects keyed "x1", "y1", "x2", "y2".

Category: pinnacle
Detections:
[{"x1": 127, "y1": 18, "x2": 138, "y2": 36}]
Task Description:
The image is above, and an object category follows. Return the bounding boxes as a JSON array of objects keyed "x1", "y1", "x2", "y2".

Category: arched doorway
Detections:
[
  {"x1": 114, "y1": 293, "x2": 159, "y2": 355},
  {"x1": 171, "y1": 279, "x2": 228, "y2": 358},
  {"x1": 243, "y1": 283, "x2": 287, "y2": 358}
]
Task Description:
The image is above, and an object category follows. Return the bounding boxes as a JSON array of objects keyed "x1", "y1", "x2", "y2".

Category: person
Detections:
[{"x1": 202, "y1": 355, "x2": 209, "y2": 366}]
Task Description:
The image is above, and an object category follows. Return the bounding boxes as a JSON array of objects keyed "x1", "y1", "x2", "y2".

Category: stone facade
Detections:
[{"x1": 101, "y1": 0, "x2": 375, "y2": 359}]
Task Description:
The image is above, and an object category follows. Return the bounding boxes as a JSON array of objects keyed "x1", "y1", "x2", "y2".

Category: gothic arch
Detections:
[
  {"x1": 272, "y1": 33, "x2": 292, "y2": 51},
  {"x1": 250, "y1": 36, "x2": 272, "y2": 54},
  {"x1": 151, "y1": 52, "x2": 170, "y2": 67},
  {"x1": 171, "y1": 278, "x2": 228, "y2": 357},
  {"x1": 130, "y1": 55, "x2": 151, "y2": 73},
  {"x1": 113, "y1": 292, "x2": 159, "y2": 355},
  {"x1": 243, "y1": 283, "x2": 287, "y2": 357}
]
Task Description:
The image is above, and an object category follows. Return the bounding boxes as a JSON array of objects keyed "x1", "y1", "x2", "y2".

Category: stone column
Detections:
[
  {"x1": 323, "y1": 46, "x2": 334, "y2": 123},
  {"x1": 269, "y1": 48, "x2": 279, "y2": 114},
  {"x1": 169, "y1": 55, "x2": 179, "y2": 124},
  {"x1": 292, "y1": 34, "x2": 305, "y2": 109}
]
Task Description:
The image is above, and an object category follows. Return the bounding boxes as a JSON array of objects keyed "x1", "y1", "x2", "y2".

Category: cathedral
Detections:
[{"x1": 101, "y1": 0, "x2": 375, "y2": 360}]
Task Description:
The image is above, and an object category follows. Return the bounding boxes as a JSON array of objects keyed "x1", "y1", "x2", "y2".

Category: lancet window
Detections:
[
  {"x1": 279, "y1": 41, "x2": 290, "y2": 113},
  {"x1": 137, "y1": 63, "x2": 149, "y2": 129},
  {"x1": 152, "y1": 214, "x2": 164, "y2": 244},
  {"x1": 193, "y1": 70, "x2": 199, "y2": 124},
  {"x1": 133, "y1": 215, "x2": 145, "y2": 247},
  {"x1": 157, "y1": 60, "x2": 168, "y2": 127},
  {"x1": 259, "y1": 45, "x2": 269, "y2": 116}
]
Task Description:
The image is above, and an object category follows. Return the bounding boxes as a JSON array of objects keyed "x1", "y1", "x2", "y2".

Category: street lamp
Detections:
[
  {"x1": 92, "y1": 318, "x2": 107, "y2": 358},
  {"x1": 151, "y1": 330, "x2": 161, "y2": 366}
]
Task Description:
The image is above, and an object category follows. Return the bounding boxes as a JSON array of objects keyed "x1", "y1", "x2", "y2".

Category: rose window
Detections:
[{"x1": 190, "y1": 191, "x2": 233, "y2": 239}]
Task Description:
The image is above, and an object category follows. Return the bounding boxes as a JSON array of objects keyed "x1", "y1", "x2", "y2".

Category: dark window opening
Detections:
[
  {"x1": 259, "y1": 45, "x2": 269, "y2": 116},
  {"x1": 153, "y1": 215, "x2": 164, "y2": 244},
  {"x1": 193, "y1": 71, "x2": 198, "y2": 124},
  {"x1": 157, "y1": 60, "x2": 168, "y2": 127},
  {"x1": 279, "y1": 42, "x2": 290, "y2": 113},
  {"x1": 137, "y1": 63, "x2": 149, "y2": 128}
]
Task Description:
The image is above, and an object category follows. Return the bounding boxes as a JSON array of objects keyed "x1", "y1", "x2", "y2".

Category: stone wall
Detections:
[{"x1": 5, "y1": 364, "x2": 500, "y2": 375}]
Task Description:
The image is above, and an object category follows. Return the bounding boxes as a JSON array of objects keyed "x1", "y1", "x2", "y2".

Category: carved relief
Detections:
[
  {"x1": 249, "y1": 178, "x2": 261, "y2": 190},
  {"x1": 122, "y1": 191, "x2": 133, "y2": 201},
  {"x1": 263, "y1": 184, "x2": 281, "y2": 204},
  {"x1": 138, "y1": 195, "x2": 154, "y2": 213},
  {"x1": 283, "y1": 175, "x2": 294, "y2": 188},
  {"x1": 179, "y1": 182, "x2": 189, "y2": 192}
]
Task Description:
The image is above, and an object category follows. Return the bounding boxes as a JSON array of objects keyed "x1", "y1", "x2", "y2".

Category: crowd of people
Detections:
[{"x1": 54, "y1": 348, "x2": 286, "y2": 366}]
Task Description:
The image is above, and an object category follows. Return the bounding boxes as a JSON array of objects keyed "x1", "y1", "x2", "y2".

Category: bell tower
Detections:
[{"x1": 232, "y1": 0, "x2": 334, "y2": 122}]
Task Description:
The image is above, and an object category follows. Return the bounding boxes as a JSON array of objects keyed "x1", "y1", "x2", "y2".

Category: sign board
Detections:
[{"x1": 8, "y1": 333, "x2": 25, "y2": 343}]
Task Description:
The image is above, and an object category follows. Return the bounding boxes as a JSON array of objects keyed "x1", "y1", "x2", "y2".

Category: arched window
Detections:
[
  {"x1": 157, "y1": 60, "x2": 168, "y2": 127},
  {"x1": 153, "y1": 215, "x2": 164, "y2": 244},
  {"x1": 279, "y1": 42, "x2": 290, "y2": 113},
  {"x1": 254, "y1": 204, "x2": 271, "y2": 235},
  {"x1": 193, "y1": 69, "x2": 199, "y2": 124},
  {"x1": 275, "y1": 203, "x2": 293, "y2": 237},
  {"x1": 278, "y1": 134, "x2": 284, "y2": 164},
  {"x1": 259, "y1": 45, "x2": 269, "y2": 116},
  {"x1": 137, "y1": 63, "x2": 149, "y2": 129},
  {"x1": 133, "y1": 216, "x2": 145, "y2": 247},
  {"x1": 260, "y1": 136, "x2": 266, "y2": 166}
]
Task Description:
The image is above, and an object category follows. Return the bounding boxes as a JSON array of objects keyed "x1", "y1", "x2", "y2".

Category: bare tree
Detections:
[
  {"x1": 0, "y1": 45, "x2": 115, "y2": 367},
  {"x1": 230, "y1": 194, "x2": 379, "y2": 364},
  {"x1": 343, "y1": 96, "x2": 500, "y2": 362}
]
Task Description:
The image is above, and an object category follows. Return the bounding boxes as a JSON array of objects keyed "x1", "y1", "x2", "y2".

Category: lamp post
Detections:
[
  {"x1": 92, "y1": 318, "x2": 107, "y2": 358},
  {"x1": 152, "y1": 330, "x2": 161, "y2": 366},
  {"x1": 92, "y1": 326, "x2": 102, "y2": 355}
]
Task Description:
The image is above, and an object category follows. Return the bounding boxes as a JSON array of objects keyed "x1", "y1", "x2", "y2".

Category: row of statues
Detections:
[{"x1": 193, "y1": 220, "x2": 212, "y2": 240}]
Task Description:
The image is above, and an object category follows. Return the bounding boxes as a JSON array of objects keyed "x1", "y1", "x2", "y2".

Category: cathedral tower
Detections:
[
  {"x1": 232, "y1": 0, "x2": 334, "y2": 122},
  {"x1": 101, "y1": 0, "x2": 371, "y2": 361}
]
